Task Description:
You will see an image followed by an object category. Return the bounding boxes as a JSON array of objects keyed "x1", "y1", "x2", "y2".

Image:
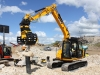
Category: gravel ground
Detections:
[{"x1": 0, "y1": 46, "x2": 100, "y2": 75}]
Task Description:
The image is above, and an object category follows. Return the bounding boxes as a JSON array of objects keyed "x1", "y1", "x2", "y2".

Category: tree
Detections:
[{"x1": 52, "y1": 41, "x2": 61, "y2": 47}]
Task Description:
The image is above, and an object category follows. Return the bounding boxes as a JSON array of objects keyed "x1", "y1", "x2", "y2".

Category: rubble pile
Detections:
[
  {"x1": 0, "y1": 67, "x2": 26, "y2": 75},
  {"x1": 82, "y1": 54, "x2": 100, "y2": 65},
  {"x1": 0, "y1": 46, "x2": 100, "y2": 75},
  {"x1": 13, "y1": 46, "x2": 46, "y2": 66}
]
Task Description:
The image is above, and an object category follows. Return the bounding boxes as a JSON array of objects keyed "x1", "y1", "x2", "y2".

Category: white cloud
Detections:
[
  {"x1": 0, "y1": 3, "x2": 55, "y2": 23},
  {"x1": 0, "y1": 35, "x2": 3, "y2": 40},
  {"x1": 63, "y1": 20, "x2": 66, "y2": 23},
  {"x1": 9, "y1": 32, "x2": 13, "y2": 35},
  {"x1": 16, "y1": 31, "x2": 56, "y2": 44},
  {"x1": 54, "y1": 34, "x2": 63, "y2": 38},
  {"x1": 35, "y1": 31, "x2": 46, "y2": 37},
  {"x1": 21, "y1": 1, "x2": 27, "y2": 5},
  {"x1": 16, "y1": 31, "x2": 21, "y2": 36},
  {"x1": 34, "y1": 31, "x2": 63, "y2": 44},
  {"x1": 0, "y1": 30, "x2": 64, "y2": 45},
  {"x1": 0, "y1": 35, "x2": 17, "y2": 45},
  {"x1": 68, "y1": 16, "x2": 100, "y2": 36},
  {"x1": 56, "y1": 0, "x2": 100, "y2": 36},
  {"x1": 35, "y1": 31, "x2": 64, "y2": 44},
  {"x1": 0, "y1": 5, "x2": 21, "y2": 13},
  {"x1": 53, "y1": 34, "x2": 63, "y2": 42},
  {"x1": 39, "y1": 14, "x2": 55, "y2": 23},
  {"x1": 38, "y1": 37, "x2": 55, "y2": 44},
  {"x1": 6, "y1": 37, "x2": 16, "y2": 42},
  {"x1": 0, "y1": 4, "x2": 34, "y2": 16},
  {"x1": 54, "y1": 28, "x2": 61, "y2": 31},
  {"x1": 4, "y1": 32, "x2": 13, "y2": 36}
]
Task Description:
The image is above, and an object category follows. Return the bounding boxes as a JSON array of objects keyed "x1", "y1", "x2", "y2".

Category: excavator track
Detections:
[
  {"x1": 61, "y1": 60, "x2": 87, "y2": 71},
  {"x1": 47, "y1": 60, "x2": 64, "y2": 69},
  {"x1": 47, "y1": 60, "x2": 87, "y2": 71}
]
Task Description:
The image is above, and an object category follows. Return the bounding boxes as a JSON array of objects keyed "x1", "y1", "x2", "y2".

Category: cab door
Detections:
[{"x1": 62, "y1": 41, "x2": 71, "y2": 59}]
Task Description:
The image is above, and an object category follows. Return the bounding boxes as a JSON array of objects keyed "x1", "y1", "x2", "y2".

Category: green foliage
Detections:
[{"x1": 52, "y1": 41, "x2": 61, "y2": 47}]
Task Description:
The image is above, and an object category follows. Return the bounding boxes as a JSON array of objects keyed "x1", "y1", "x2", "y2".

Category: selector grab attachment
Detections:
[{"x1": 17, "y1": 32, "x2": 38, "y2": 45}]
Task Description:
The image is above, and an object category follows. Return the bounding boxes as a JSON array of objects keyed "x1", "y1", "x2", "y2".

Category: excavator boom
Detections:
[{"x1": 20, "y1": 4, "x2": 70, "y2": 41}]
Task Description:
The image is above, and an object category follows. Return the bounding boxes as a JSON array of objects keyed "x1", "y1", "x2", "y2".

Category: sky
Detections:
[{"x1": 0, "y1": 0, "x2": 100, "y2": 45}]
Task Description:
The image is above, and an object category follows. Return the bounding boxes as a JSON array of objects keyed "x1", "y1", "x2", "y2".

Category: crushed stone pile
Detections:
[
  {"x1": 13, "y1": 46, "x2": 47, "y2": 66},
  {"x1": 82, "y1": 54, "x2": 100, "y2": 65},
  {"x1": 14, "y1": 46, "x2": 46, "y2": 59},
  {"x1": 1, "y1": 54, "x2": 100, "y2": 75},
  {"x1": 30, "y1": 46, "x2": 46, "y2": 59},
  {"x1": 0, "y1": 66, "x2": 27, "y2": 75},
  {"x1": 1, "y1": 45, "x2": 100, "y2": 75}
]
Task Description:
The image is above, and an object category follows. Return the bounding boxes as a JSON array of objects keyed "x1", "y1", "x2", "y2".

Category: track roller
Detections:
[{"x1": 47, "y1": 60, "x2": 64, "y2": 69}]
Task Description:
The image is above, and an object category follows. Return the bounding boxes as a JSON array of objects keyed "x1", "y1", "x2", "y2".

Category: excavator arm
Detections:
[{"x1": 17, "y1": 4, "x2": 70, "y2": 45}]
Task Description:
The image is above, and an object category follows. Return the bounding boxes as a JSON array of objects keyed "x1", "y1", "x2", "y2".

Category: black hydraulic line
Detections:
[
  {"x1": 58, "y1": 14, "x2": 63, "y2": 23},
  {"x1": 35, "y1": 8, "x2": 45, "y2": 13},
  {"x1": 54, "y1": 8, "x2": 64, "y2": 23},
  {"x1": 20, "y1": 19, "x2": 30, "y2": 26}
]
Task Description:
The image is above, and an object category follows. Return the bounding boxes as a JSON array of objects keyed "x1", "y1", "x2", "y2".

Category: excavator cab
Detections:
[
  {"x1": 3, "y1": 46, "x2": 12, "y2": 58},
  {"x1": 62, "y1": 37, "x2": 85, "y2": 59},
  {"x1": 0, "y1": 45, "x2": 12, "y2": 59},
  {"x1": 47, "y1": 37, "x2": 87, "y2": 71}
]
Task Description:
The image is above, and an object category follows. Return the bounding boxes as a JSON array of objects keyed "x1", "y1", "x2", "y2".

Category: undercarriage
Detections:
[{"x1": 47, "y1": 60, "x2": 87, "y2": 71}]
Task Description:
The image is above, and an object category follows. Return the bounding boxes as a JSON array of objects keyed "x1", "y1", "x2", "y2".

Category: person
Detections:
[
  {"x1": 21, "y1": 44, "x2": 27, "y2": 51},
  {"x1": 70, "y1": 43, "x2": 76, "y2": 57}
]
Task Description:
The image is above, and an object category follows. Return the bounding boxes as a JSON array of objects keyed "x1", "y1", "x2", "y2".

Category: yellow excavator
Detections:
[{"x1": 17, "y1": 4, "x2": 88, "y2": 71}]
